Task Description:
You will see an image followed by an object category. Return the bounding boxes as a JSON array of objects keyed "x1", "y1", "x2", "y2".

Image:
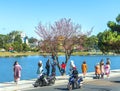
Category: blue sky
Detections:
[{"x1": 0, "y1": 0, "x2": 120, "y2": 39}]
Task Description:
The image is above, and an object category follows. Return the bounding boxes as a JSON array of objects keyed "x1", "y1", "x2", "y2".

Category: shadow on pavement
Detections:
[
  {"x1": 54, "y1": 87, "x2": 68, "y2": 91},
  {"x1": 111, "y1": 81, "x2": 120, "y2": 83},
  {"x1": 89, "y1": 87, "x2": 112, "y2": 91}
]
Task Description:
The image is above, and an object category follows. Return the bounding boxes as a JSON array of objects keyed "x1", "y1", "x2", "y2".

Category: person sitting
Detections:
[{"x1": 72, "y1": 67, "x2": 79, "y2": 80}]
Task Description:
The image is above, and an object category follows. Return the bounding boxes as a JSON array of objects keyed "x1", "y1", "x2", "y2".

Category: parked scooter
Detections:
[
  {"x1": 67, "y1": 75, "x2": 83, "y2": 91},
  {"x1": 33, "y1": 73, "x2": 56, "y2": 87}
]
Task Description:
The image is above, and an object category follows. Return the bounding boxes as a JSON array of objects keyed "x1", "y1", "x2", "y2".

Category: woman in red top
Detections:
[{"x1": 60, "y1": 62, "x2": 66, "y2": 75}]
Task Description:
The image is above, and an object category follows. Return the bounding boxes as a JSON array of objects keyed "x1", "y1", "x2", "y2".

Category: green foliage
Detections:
[
  {"x1": 14, "y1": 35, "x2": 22, "y2": 43},
  {"x1": 4, "y1": 43, "x2": 12, "y2": 51},
  {"x1": 28, "y1": 37, "x2": 37, "y2": 43},
  {"x1": 98, "y1": 30, "x2": 120, "y2": 53},
  {"x1": 22, "y1": 43, "x2": 30, "y2": 52},
  {"x1": 98, "y1": 14, "x2": 120, "y2": 54},
  {"x1": 0, "y1": 30, "x2": 33, "y2": 52},
  {"x1": 0, "y1": 37, "x2": 3, "y2": 48},
  {"x1": 107, "y1": 21, "x2": 116, "y2": 29},
  {"x1": 12, "y1": 42, "x2": 23, "y2": 52},
  {"x1": 79, "y1": 35, "x2": 98, "y2": 52},
  {"x1": 107, "y1": 16, "x2": 120, "y2": 33},
  {"x1": 116, "y1": 14, "x2": 120, "y2": 23}
]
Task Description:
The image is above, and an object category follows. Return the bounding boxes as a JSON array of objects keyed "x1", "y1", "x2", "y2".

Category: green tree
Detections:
[
  {"x1": 22, "y1": 43, "x2": 30, "y2": 52},
  {"x1": 116, "y1": 14, "x2": 120, "y2": 23},
  {"x1": 0, "y1": 37, "x2": 3, "y2": 48},
  {"x1": 12, "y1": 42, "x2": 23, "y2": 52},
  {"x1": 8, "y1": 31, "x2": 21, "y2": 43},
  {"x1": 97, "y1": 30, "x2": 120, "y2": 53},
  {"x1": 4, "y1": 43, "x2": 12, "y2": 51},
  {"x1": 28, "y1": 37, "x2": 37, "y2": 43},
  {"x1": 98, "y1": 14, "x2": 120, "y2": 54},
  {"x1": 85, "y1": 35, "x2": 98, "y2": 51},
  {"x1": 0, "y1": 34, "x2": 5, "y2": 48},
  {"x1": 14, "y1": 35, "x2": 22, "y2": 44}
]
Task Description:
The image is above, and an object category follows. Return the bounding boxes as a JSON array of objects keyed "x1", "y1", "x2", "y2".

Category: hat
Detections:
[
  {"x1": 39, "y1": 60, "x2": 42, "y2": 64},
  {"x1": 70, "y1": 60, "x2": 75, "y2": 67},
  {"x1": 70, "y1": 60, "x2": 74, "y2": 63}
]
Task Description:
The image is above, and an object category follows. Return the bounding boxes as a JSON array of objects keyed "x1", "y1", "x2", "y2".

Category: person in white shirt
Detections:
[{"x1": 36, "y1": 60, "x2": 43, "y2": 78}]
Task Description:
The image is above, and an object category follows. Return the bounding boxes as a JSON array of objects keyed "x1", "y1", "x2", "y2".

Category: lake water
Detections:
[{"x1": 0, "y1": 55, "x2": 120, "y2": 83}]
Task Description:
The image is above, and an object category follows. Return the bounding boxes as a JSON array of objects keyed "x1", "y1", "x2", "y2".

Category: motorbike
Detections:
[
  {"x1": 67, "y1": 75, "x2": 83, "y2": 91},
  {"x1": 33, "y1": 73, "x2": 56, "y2": 87}
]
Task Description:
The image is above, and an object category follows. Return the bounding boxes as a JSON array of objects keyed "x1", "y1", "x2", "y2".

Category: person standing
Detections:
[
  {"x1": 60, "y1": 62, "x2": 66, "y2": 76},
  {"x1": 81, "y1": 61, "x2": 87, "y2": 78},
  {"x1": 45, "y1": 59, "x2": 50, "y2": 76},
  {"x1": 95, "y1": 63, "x2": 101, "y2": 79},
  {"x1": 51, "y1": 60, "x2": 57, "y2": 75},
  {"x1": 100, "y1": 59, "x2": 105, "y2": 79},
  {"x1": 36, "y1": 60, "x2": 43, "y2": 78},
  {"x1": 105, "y1": 60, "x2": 111, "y2": 78},
  {"x1": 106, "y1": 58, "x2": 111, "y2": 65},
  {"x1": 13, "y1": 61, "x2": 22, "y2": 84}
]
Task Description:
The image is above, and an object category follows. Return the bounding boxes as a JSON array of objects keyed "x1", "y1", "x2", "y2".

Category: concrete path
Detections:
[{"x1": 0, "y1": 69, "x2": 120, "y2": 91}]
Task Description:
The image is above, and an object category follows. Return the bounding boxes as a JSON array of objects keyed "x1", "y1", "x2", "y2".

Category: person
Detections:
[
  {"x1": 106, "y1": 58, "x2": 111, "y2": 65},
  {"x1": 13, "y1": 61, "x2": 22, "y2": 84},
  {"x1": 81, "y1": 61, "x2": 87, "y2": 78},
  {"x1": 45, "y1": 59, "x2": 50, "y2": 76},
  {"x1": 51, "y1": 60, "x2": 57, "y2": 75},
  {"x1": 60, "y1": 62, "x2": 66, "y2": 76},
  {"x1": 70, "y1": 60, "x2": 76, "y2": 73},
  {"x1": 36, "y1": 60, "x2": 43, "y2": 78},
  {"x1": 100, "y1": 59, "x2": 105, "y2": 79},
  {"x1": 105, "y1": 60, "x2": 111, "y2": 78},
  {"x1": 72, "y1": 67, "x2": 78, "y2": 79},
  {"x1": 95, "y1": 63, "x2": 101, "y2": 79}
]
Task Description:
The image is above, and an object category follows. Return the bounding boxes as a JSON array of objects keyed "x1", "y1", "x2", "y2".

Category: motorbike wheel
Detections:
[
  {"x1": 67, "y1": 83, "x2": 72, "y2": 91},
  {"x1": 38, "y1": 81, "x2": 42, "y2": 86},
  {"x1": 51, "y1": 77, "x2": 55, "y2": 84},
  {"x1": 33, "y1": 79, "x2": 40, "y2": 87},
  {"x1": 76, "y1": 82, "x2": 80, "y2": 89},
  {"x1": 33, "y1": 83, "x2": 39, "y2": 87}
]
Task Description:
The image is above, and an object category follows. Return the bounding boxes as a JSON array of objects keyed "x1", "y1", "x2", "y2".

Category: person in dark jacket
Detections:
[
  {"x1": 51, "y1": 60, "x2": 57, "y2": 75},
  {"x1": 45, "y1": 59, "x2": 50, "y2": 76}
]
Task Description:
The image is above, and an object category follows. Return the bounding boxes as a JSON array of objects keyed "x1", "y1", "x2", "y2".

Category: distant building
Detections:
[{"x1": 20, "y1": 32, "x2": 29, "y2": 45}]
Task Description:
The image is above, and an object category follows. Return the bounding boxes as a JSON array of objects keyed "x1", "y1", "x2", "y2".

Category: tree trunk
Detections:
[{"x1": 51, "y1": 50, "x2": 72, "y2": 75}]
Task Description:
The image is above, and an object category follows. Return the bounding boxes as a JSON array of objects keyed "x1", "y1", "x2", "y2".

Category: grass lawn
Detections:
[
  {"x1": 0, "y1": 51, "x2": 103, "y2": 57},
  {"x1": 0, "y1": 51, "x2": 40, "y2": 57}
]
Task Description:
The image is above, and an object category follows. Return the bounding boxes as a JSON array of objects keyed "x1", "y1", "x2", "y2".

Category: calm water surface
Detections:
[{"x1": 0, "y1": 55, "x2": 120, "y2": 83}]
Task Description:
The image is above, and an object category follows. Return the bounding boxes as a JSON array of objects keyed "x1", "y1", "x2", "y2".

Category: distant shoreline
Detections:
[
  {"x1": 0, "y1": 51, "x2": 40, "y2": 57},
  {"x1": 0, "y1": 51, "x2": 119, "y2": 57}
]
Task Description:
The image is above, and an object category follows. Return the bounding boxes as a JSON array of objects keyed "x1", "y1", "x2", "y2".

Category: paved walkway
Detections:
[{"x1": 0, "y1": 69, "x2": 120, "y2": 91}]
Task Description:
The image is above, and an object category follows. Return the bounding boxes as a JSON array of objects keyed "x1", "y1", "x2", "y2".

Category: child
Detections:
[{"x1": 95, "y1": 63, "x2": 101, "y2": 79}]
